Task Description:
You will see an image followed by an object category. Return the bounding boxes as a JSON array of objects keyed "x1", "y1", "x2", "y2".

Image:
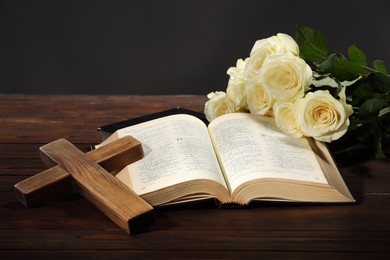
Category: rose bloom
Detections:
[
  {"x1": 204, "y1": 91, "x2": 235, "y2": 122},
  {"x1": 273, "y1": 100, "x2": 303, "y2": 137},
  {"x1": 274, "y1": 33, "x2": 299, "y2": 56},
  {"x1": 294, "y1": 90, "x2": 353, "y2": 142},
  {"x1": 244, "y1": 33, "x2": 299, "y2": 81},
  {"x1": 226, "y1": 80, "x2": 247, "y2": 111},
  {"x1": 226, "y1": 58, "x2": 249, "y2": 111},
  {"x1": 245, "y1": 81, "x2": 274, "y2": 117},
  {"x1": 227, "y1": 58, "x2": 248, "y2": 83},
  {"x1": 259, "y1": 52, "x2": 312, "y2": 100}
]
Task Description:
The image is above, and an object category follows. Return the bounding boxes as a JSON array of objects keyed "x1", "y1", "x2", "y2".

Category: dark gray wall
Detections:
[{"x1": 0, "y1": 0, "x2": 389, "y2": 94}]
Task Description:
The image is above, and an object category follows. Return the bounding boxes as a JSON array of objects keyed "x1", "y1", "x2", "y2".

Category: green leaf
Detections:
[
  {"x1": 318, "y1": 52, "x2": 346, "y2": 72},
  {"x1": 379, "y1": 106, "x2": 390, "y2": 117},
  {"x1": 369, "y1": 72, "x2": 390, "y2": 92},
  {"x1": 354, "y1": 123, "x2": 374, "y2": 143},
  {"x1": 373, "y1": 60, "x2": 388, "y2": 75},
  {"x1": 296, "y1": 26, "x2": 329, "y2": 62},
  {"x1": 359, "y1": 98, "x2": 384, "y2": 118},
  {"x1": 332, "y1": 60, "x2": 367, "y2": 81},
  {"x1": 348, "y1": 44, "x2": 367, "y2": 66},
  {"x1": 349, "y1": 118, "x2": 371, "y2": 129},
  {"x1": 349, "y1": 81, "x2": 376, "y2": 105},
  {"x1": 374, "y1": 124, "x2": 386, "y2": 159},
  {"x1": 375, "y1": 142, "x2": 386, "y2": 158},
  {"x1": 312, "y1": 75, "x2": 340, "y2": 88}
]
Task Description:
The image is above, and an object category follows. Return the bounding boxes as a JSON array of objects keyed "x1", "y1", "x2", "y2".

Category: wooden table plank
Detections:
[
  {"x1": 0, "y1": 94, "x2": 389, "y2": 258},
  {"x1": 2, "y1": 192, "x2": 390, "y2": 231}
]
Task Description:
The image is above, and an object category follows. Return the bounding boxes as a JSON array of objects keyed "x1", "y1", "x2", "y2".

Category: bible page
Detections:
[
  {"x1": 111, "y1": 114, "x2": 227, "y2": 195},
  {"x1": 208, "y1": 113, "x2": 328, "y2": 192}
]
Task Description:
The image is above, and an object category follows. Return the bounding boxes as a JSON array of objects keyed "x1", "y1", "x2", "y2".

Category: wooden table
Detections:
[{"x1": 1, "y1": 94, "x2": 389, "y2": 258}]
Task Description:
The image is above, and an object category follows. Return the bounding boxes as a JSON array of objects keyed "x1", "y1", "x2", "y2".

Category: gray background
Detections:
[{"x1": 0, "y1": 0, "x2": 389, "y2": 95}]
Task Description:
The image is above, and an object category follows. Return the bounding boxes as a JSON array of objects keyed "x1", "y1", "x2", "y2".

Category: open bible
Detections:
[{"x1": 97, "y1": 112, "x2": 355, "y2": 207}]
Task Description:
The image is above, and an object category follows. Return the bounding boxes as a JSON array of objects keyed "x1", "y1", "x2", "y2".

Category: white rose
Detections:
[
  {"x1": 245, "y1": 81, "x2": 274, "y2": 117},
  {"x1": 245, "y1": 39, "x2": 281, "y2": 81},
  {"x1": 273, "y1": 100, "x2": 303, "y2": 137},
  {"x1": 294, "y1": 90, "x2": 353, "y2": 142},
  {"x1": 275, "y1": 33, "x2": 299, "y2": 56},
  {"x1": 260, "y1": 52, "x2": 312, "y2": 100},
  {"x1": 226, "y1": 80, "x2": 247, "y2": 111},
  {"x1": 226, "y1": 58, "x2": 249, "y2": 111},
  {"x1": 244, "y1": 33, "x2": 299, "y2": 80},
  {"x1": 227, "y1": 58, "x2": 248, "y2": 82},
  {"x1": 204, "y1": 91, "x2": 235, "y2": 122},
  {"x1": 251, "y1": 33, "x2": 299, "y2": 57},
  {"x1": 338, "y1": 86, "x2": 354, "y2": 124}
]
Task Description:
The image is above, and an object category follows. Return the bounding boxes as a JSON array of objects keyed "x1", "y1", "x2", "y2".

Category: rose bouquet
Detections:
[{"x1": 204, "y1": 26, "x2": 390, "y2": 158}]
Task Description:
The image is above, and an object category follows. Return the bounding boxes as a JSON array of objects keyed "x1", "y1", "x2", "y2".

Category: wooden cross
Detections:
[{"x1": 14, "y1": 136, "x2": 155, "y2": 235}]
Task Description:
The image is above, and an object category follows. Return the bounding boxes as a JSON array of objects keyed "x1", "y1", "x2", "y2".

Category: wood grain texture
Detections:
[
  {"x1": 1, "y1": 94, "x2": 389, "y2": 258},
  {"x1": 39, "y1": 138, "x2": 154, "y2": 234},
  {"x1": 14, "y1": 135, "x2": 144, "y2": 207}
]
